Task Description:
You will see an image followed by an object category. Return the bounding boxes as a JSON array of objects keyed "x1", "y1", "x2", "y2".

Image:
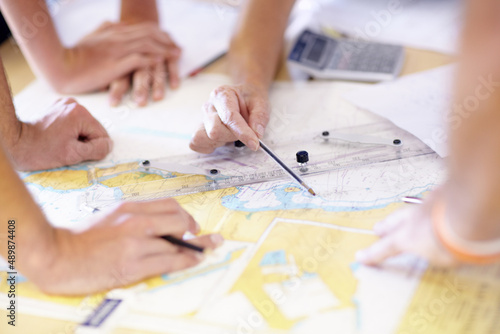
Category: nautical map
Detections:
[{"x1": 1, "y1": 76, "x2": 499, "y2": 334}]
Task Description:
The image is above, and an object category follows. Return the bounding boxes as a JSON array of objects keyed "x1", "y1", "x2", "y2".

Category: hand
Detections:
[
  {"x1": 108, "y1": 51, "x2": 181, "y2": 107},
  {"x1": 355, "y1": 193, "x2": 459, "y2": 267},
  {"x1": 8, "y1": 98, "x2": 113, "y2": 171},
  {"x1": 61, "y1": 22, "x2": 181, "y2": 94},
  {"x1": 26, "y1": 199, "x2": 223, "y2": 295},
  {"x1": 190, "y1": 83, "x2": 270, "y2": 154}
]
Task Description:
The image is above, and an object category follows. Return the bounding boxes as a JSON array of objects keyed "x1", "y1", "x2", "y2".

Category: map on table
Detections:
[{"x1": 1, "y1": 76, "x2": 499, "y2": 334}]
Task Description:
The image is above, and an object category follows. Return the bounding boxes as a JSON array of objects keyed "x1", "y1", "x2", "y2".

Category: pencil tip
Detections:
[{"x1": 308, "y1": 189, "x2": 316, "y2": 196}]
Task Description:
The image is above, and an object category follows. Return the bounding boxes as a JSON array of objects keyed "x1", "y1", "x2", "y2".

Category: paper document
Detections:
[
  {"x1": 343, "y1": 64, "x2": 456, "y2": 157},
  {"x1": 48, "y1": 0, "x2": 239, "y2": 78}
]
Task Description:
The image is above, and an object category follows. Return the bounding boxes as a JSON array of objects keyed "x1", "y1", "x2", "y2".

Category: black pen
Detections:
[{"x1": 161, "y1": 235, "x2": 204, "y2": 253}]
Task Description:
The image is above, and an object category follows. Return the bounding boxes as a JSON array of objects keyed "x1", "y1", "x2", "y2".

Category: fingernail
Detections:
[
  {"x1": 194, "y1": 222, "x2": 201, "y2": 234},
  {"x1": 355, "y1": 250, "x2": 368, "y2": 263},
  {"x1": 110, "y1": 97, "x2": 119, "y2": 107},
  {"x1": 195, "y1": 252, "x2": 205, "y2": 261},
  {"x1": 210, "y1": 234, "x2": 224, "y2": 246},
  {"x1": 373, "y1": 221, "x2": 385, "y2": 235},
  {"x1": 135, "y1": 95, "x2": 147, "y2": 106},
  {"x1": 107, "y1": 138, "x2": 114, "y2": 152},
  {"x1": 255, "y1": 124, "x2": 265, "y2": 138},
  {"x1": 248, "y1": 140, "x2": 259, "y2": 151},
  {"x1": 153, "y1": 89, "x2": 163, "y2": 101}
]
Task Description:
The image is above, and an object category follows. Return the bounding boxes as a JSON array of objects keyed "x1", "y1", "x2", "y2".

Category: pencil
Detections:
[
  {"x1": 161, "y1": 235, "x2": 205, "y2": 253},
  {"x1": 259, "y1": 140, "x2": 316, "y2": 196}
]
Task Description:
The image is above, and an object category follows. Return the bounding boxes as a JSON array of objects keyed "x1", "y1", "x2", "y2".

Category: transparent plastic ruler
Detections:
[{"x1": 82, "y1": 122, "x2": 437, "y2": 210}]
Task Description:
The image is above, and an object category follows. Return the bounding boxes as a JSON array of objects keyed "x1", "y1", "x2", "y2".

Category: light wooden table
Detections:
[{"x1": 0, "y1": 37, "x2": 453, "y2": 334}]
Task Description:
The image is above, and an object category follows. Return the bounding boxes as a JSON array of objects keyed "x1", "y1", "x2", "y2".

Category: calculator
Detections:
[{"x1": 288, "y1": 30, "x2": 405, "y2": 82}]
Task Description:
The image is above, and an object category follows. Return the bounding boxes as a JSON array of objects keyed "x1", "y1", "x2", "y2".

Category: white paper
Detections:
[
  {"x1": 343, "y1": 64, "x2": 456, "y2": 157},
  {"x1": 48, "y1": 0, "x2": 239, "y2": 78}
]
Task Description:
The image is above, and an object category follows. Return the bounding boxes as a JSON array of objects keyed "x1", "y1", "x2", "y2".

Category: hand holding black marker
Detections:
[{"x1": 93, "y1": 207, "x2": 208, "y2": 253}]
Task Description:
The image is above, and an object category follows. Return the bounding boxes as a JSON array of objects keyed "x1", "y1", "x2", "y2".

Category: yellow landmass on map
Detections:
[
  {"x1": 24, "y1": 170, "x2": 90, "y2": 190},
  {"x1": 230, "y1": 220, "x2": 377, "y2": 330},
  {"x1": 397, "y1": 264, "x2": 500, "y2": 334}
]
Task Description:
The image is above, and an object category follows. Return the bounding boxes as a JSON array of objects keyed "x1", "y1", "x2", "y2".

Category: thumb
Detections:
[
  {"x1": 75, "y1": 137, "x2": 113, "y2": 162},
  {"x1": 248, "y1": 99, "x2": 270, "y2": 139}
]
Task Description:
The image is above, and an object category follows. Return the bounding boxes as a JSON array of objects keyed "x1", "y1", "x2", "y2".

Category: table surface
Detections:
[{"x1": 0, "y1": 37, "x2": 453, "y2": 334}]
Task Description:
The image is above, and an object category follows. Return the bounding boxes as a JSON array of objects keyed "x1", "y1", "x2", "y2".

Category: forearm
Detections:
[
  {"x1": 0, "y1": 61, "x2": 22, "y2": 152},
  {"x1": 120, "y1": 0, "x2": 159, "y2": 23},
  {"x1": 0, "y1": 141, "x2": 55, "y2": 275},
  {"x1": 446, "y1": 0, "x2": 500, "y2": 240},
  {"x1": 228, "y1": 0, "x2": 296, "y2": 90},
  {"x1": 0, "y1": 0, "x2": 68, "y2": 90}
]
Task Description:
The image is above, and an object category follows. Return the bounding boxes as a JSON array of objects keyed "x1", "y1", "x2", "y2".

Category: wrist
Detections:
[
  {"x1": 2, "y1": 119, "x2": 24, "y2": 157},
  {"x1": 432, "y1": 197, "x2": 500, "y2": 264},
  {"x1": 17, "y1": 218, "x2": 59, "y2": 291}
]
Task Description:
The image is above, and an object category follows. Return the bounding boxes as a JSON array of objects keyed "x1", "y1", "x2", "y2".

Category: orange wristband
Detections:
[{"x1": 433, "y1": 199, "x2": 500, "y2": 264}]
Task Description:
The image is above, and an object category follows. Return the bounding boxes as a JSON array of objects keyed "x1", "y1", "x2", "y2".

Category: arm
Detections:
[
  {"x1": 120, "y1": 0, "x2": 159, "y2": 24},
  {"x1": 109, "y1": 0, "x2": 181, "y2": 106},
  {"x1": 356, "y1": 0, "x2": 500, "y2": 266},
  {"x1": 190, "y1": 0, "x2": 296, "y2": 153},
  {"x1": 0, "y1": 0, "x2": 175, "y2": 94}
]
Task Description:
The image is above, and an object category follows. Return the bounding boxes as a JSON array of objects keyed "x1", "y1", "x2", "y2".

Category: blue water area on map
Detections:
[
  {"x1": 259, "y1": 250, "x2": 287, "y2": 267},
  {"x1": 221, "y1": 182, "x2": 435, "y2": 213}
]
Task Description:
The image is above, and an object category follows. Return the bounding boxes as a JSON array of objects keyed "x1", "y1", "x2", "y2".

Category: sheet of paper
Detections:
[
  {"x1": 295, "y1": 0, "x2": 464, "y2": 54},
  {"x1": 47, "y1": 0, "x2": 239, "y2": 78},
  {"x1": 343, "y1": 64, "x2": 456, "y2": 157}
]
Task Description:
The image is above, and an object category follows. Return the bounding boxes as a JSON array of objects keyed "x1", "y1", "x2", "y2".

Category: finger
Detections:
[
  {"x1": 109, "y1": 76, "x2": 130, "y2": 107},
  {"x1": 114, "y1": 54, "x2": 160, "y2": 81},
  {"x1": 204, "y1": 105, "x2": 239, "y2": 143},
  {"x1": 139, "y1": 237, "x2": 180, "y2": 257},
  {"x1": 74, "y1": 137, "x2": 113, "y2": 162},
  {"x1": 120, "y1": 212, "x2": 196, "y2": 239},
  {"x1": 211, "y1": 88, "x2": 260, "y2": 150},
  {"x1": 136, "y1": 252, "x2": 203, "y2": 278},
  {"x1": 185, "y1": 234, "x2": 224, "y2": 250},
  {"x1": 132, "y1": 68, "x2": 152, "y2": 107},
  {"x1": 355, "y1": 235, "x2": 403, "y2": 266},
  {"x1": 373, "y1": 208, "x2": 412, "y2": 237},
  {"x1": 152, "y1": 62, "x2": 166, "y2": 101},
  {"x1": 68, "y1": 104, "x2": 110, "y2": 139},
  {"x1": 189, "y1": 124, "x2": 226, "y2": 154},
  {"x1": 124, "y1": 40, "x2": 181, "y2": 58},
  {"x1": 166, "y1": 54, "x2": 180, "y2": 89},
  {"x1": 247, "y1": 99, "x2": 270, "y2": 139}
]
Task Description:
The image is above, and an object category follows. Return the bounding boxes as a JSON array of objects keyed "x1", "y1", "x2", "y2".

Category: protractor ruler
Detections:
[{"x1": 82, "y1": 122, "x2": 437, "y2": 210}]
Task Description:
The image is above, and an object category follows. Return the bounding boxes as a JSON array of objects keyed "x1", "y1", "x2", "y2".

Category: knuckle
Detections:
[
  {"x1": 116, "y1": 201, "x2": 136, "y2": 214},
  {"x1": 62, "y1": 97, "x2": 77, "y2": 105},
  {"x1": 206, "y1": 126, "x2": 223, "y2": 142},
  {"x1": 121, "y1": 236, "x2": 139, "y2": 254}
]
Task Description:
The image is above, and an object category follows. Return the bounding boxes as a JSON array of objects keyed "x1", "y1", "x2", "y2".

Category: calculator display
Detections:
[{"x1": 306, "y1": 38, "x2": 327, "y2": 63}]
